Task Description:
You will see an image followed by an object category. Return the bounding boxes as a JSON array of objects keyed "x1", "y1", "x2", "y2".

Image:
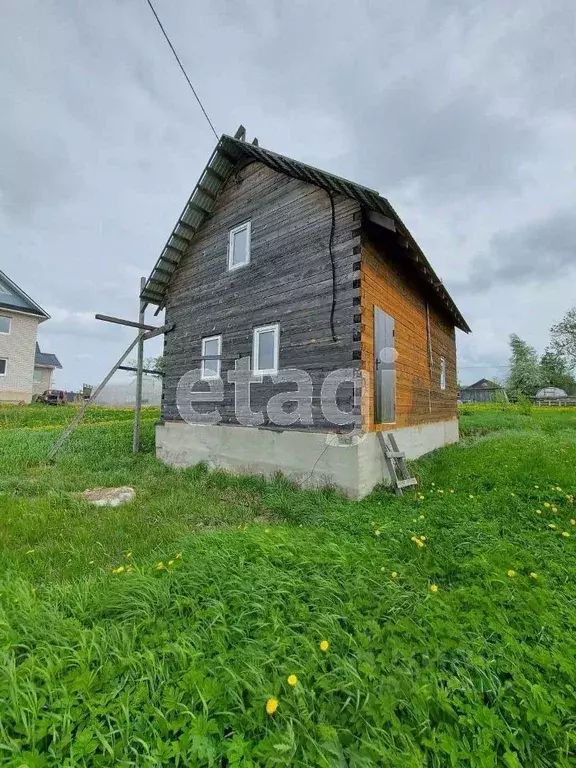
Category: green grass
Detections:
[{"x1": 1, "y1": 405, "x2": 576, "y2": 766}]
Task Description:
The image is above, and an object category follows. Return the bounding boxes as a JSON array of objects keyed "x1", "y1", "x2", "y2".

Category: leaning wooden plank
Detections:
[{"x1": 47, "y1": 333, "x2": 143, "y2": 461}]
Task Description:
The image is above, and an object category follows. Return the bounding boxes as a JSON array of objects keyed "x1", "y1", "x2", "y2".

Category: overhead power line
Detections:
[{"x1": 144, "y1": 0, "x2": 219, "y2": 141}]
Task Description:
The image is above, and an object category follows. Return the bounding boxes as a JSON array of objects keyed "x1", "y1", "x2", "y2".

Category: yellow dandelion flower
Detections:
[
  {"x1": 420, "y1": 535, "x2": 426, "y2": 541},
  {"x1": 534, "y1": 485, "x2": 539, "y2": 489},
  {"x1": 112, "y1": 566, "x2": 125, "y2": 574},
  {"x1": 561, "y1": 531, "x2": 570, "y2": 538},
  {"x1": 469, "y1": 494, "x2": 474, "y2": 499},
  {"x1": 374, "y1": 529, "x2": 381, "y2": 537},
  {"x1": 287, "y1": 674, "x2": 297, "y2": 687},
  {"x1": 570, "y1": 519, "x2": 575, "y2": 526},
  {"x1": 450, "y1": 489, "x2": 455, "y2": 493},
  {"x1": 555, "y1": 486, "x2": 562, "y2": 491},
  {"x1": 264, "y1": 528, "x2": 271, "y2": 533},
  {"x1": 266, "y1": 698, "x2": 278, "y2": 715},
  {"x1": 535, "y1": 509, "x2": 542, "y2": 515},
  {"x1": 552, "y1": 506, "x2": 558, "y2": 513},
  {"x1": 438, "y1": 489, "x2": 444, "y2": 494},
  {"x1": 419, "y1": 514, "x2": 425, "y2": 520},
  {"x1": 529, "y1": 572, "x2": 538, "y2": 579},
  {"x1": 155, "y1": 561, "x2": 166, "y2": 570},
  {"x1": 391, "y1": 571, "x2": 398, "y2": 579},
  {"x1": 507, "y1": 569, "x2": 516, "y2": 577},
  {"x1": 429, "y1": 584, "x2": 439, "y2": 593},
  {"x1": 168, "y1": 560, "x2": 175, "y2": 566},
  {"x1": 548, "y1": 524, "x2": 557, "y2": 530},
  {"x1": 544, "y1": 502, "x2": 551, "y2": 508},
  {"x1": 319, "y1": 640, "x2": 329, "y2": 652}
]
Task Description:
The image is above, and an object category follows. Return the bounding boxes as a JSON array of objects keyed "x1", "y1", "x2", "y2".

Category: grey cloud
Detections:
[
  {"x1": 1, "y1": 0, "x2": 575, "y2": 389},
  {"x1": 456, "y1": 209, "x2": 576, "y2": 294}
]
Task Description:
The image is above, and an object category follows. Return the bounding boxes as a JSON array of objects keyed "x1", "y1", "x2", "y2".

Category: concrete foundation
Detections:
[{"x1": 156, "y1": 419, "x2": 459, "y2": 499}]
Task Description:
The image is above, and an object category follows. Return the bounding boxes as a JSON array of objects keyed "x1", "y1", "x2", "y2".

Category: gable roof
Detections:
[
  {"x1": 0, "y1": 270, "x2": 50, "y2": 320},
  {"x1": 141, "y1": 132, "x2": 470, "y2": 332},
  {"x1": 461, "y1": 378, "x2": 500, "y2": 390},
  {"x1": 34, "y1": 343, "x2": 62, "y2": 369}
]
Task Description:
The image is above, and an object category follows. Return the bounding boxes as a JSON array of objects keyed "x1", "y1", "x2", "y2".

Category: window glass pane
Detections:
[
  {"x1": 232, "y1": 227, "x2": 248, "y2": 265},
  {"x1": 0, "y1": 281, "x2": 10, "y2": 295},
  {"x1": 34, "y1": 369, "x2": 42, "y2": 382},
  {"x1": 257, "y1": 330, "x2": 275, "y2": 371},
  {"x1": 0, "y1": 359, "x2": 6, "y2": 375},
  {"x1": 0, "y1": 316, "x2": 10, "y2": 333},
  {"x1": 202, "y1": 338, "x2": 220, "y2": 377}
]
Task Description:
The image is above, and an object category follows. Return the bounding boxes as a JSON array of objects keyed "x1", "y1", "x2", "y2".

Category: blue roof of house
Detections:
[
  {"x1": 34, "y1": 343, "x2": 62, "y2": 369},
  {"x1": 0, "y1": 270, "x2": 49, "y2": 320}
]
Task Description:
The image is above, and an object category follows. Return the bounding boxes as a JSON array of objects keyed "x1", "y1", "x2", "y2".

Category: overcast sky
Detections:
[{"x1": 2, "y1": 0, "x2": 575, "y2": 389}]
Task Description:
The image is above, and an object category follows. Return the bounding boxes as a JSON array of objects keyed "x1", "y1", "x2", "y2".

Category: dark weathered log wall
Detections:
[{"x1": 162, "y1": 161, "x2": 362, "y2": 430}]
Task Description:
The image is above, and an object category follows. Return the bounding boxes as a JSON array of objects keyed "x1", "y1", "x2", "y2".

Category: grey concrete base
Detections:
[{"x1": 156, "y1": 419, "x2": 459, "y2": 499}]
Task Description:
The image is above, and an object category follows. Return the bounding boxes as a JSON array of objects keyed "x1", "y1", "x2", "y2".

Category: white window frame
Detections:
[
  {"x1": 252, "y1": 323, "x2": 280, "y2": 376},
  {"x1": 201, "y1": 335, "x2": 222, "y2": 380},
  {"x1": 0, "y1": 358, "x2": 7, "y2": 376},
  {"x1": 0, "y1": 315, "x2": 11, "y2": 335},
  {"x1": 440, "y1": 357, "x2": 447, "y2": 390},
  {"x1": 227, "y1": 221, "x2": 251, "y2": 271}
]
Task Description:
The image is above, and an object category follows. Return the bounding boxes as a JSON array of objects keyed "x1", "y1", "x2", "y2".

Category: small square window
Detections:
[
  {"x1": 440, "y1": 357, "x2": 447, "y2": 390},
  {"x1": 0, "y1": 315, "x2": 11, "y2": 334},
  {"x1": 228, "y1": 221, "x2": 251, "y2": 270},
  {"x1": 201, "y1": 335, "x2": 222, "y2": 379},
  {"x1": 253, "y1": 324, "x2": 279, "y2": 375},
  {"x1": 0, "y1": 359, "x2": 6, "y2": 376}
]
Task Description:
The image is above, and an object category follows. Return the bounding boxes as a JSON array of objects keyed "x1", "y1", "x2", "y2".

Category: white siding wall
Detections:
[
  {"x1": 33, "y1": 367, "x2": 53, "y2": 395},
  {"x1": 0, "y1": 311, "x2": 40, "y2": 403}
]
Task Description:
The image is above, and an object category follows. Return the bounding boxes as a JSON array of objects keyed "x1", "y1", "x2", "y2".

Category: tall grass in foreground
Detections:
[{"x1": 0, "y1": 405, "x2": 576, "y2": 765}]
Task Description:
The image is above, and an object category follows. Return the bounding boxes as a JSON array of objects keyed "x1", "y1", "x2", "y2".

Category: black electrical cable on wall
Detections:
[{"x1": 326, "y1": 190, "x2": 338, "y2": 342}]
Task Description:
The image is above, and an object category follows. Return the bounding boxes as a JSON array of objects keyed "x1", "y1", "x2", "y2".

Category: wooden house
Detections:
[
  {"x1": 142, "y1": 128, "x2": 469, "y2": 498},
  {"x1": 459, "y1": 378, "x2": 504, "y2": 404}
]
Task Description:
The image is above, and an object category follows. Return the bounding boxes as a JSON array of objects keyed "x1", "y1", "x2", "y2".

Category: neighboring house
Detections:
[
  {"x1": 459, "y1": 378, "x2": 505, "y2": 403},
  {"x1": 141, "y1": 129, "x2": 470, "y2": 498},
  {"x1": 33, "y1": 343, "x2": 62, "y2": 396},
  {"x1": 0, "y1": 270, "x2": 61, "y2": 403}
]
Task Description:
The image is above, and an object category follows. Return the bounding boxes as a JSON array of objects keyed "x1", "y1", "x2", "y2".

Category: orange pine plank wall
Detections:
[{"x1": 361, "y1": 238, "x2": 458, "y2": 431}]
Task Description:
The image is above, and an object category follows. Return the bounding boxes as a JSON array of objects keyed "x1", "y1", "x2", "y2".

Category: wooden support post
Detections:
[
  {"x1": 47, "y1": 333, "x2": 143, "y2": 461},
  {"x1": 133, "y1": 277, "x2": 146, "y2": 454}
]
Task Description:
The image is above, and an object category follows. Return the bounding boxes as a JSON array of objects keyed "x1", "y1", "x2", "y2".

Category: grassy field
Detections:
[{"x1": 1, "y1": 404, "x2": 576, "y2": 766}]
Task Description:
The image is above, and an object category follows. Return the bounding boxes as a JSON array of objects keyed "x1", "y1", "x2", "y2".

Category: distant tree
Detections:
[
  {"x1": 550, "y1": 307, "x2": 576, "y2": 371},
  {"x1": 127, "y1": 355, "x2": 164, "y2": 377},
  {"x1": 539, "y1": 348, "x2": 576, "y2": 394},
  {"x1": 506, "y1": 334, "x2": 542, "y2": 398}
]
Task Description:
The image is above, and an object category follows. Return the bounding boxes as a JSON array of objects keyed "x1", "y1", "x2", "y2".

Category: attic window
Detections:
[
  {"x1": 228, "y1": 221, "x2": 251, "y2": 271},
  {"x1": 0, "y1": 280, "x2": 10, "y2": 295},
  {"x1": 0, "y1": 316, "x2": 11, "y2": 334}
]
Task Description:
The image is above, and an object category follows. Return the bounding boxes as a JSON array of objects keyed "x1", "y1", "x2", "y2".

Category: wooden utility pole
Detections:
[{"x1": 132, "y1": 277, "x2": 146, "y2": 453}]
